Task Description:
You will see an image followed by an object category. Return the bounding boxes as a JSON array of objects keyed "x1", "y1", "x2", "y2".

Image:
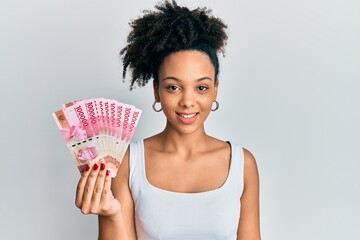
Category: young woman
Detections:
[{"x1": 75, "y1": 1, "x2": 261, "y2": 239}]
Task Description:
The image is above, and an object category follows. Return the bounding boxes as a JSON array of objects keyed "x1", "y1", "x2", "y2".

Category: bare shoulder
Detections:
[
  {"x1": 241, "y1": 148, "x2": 260, "y2": 198},
  {"x1": 242, "y1": 148, "x2": 259, "y2": 181},
  {"x1": 112, "y1": 148, "x2": 130, "y2": 197}
]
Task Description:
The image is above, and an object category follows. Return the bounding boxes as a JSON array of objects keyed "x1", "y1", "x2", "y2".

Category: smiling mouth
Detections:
[{"x1": 176, "y1": 113, "x2": 198, "y2": 118}]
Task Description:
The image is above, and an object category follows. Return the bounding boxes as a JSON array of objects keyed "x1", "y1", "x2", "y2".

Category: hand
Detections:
[{"x1": 75, "y1": 163, "x2": 121, "y2": 217}]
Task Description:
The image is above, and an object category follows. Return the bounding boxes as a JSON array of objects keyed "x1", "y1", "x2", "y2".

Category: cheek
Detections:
[
  {"x1": 158, "y1": 95, "x2": 176, "y2": 112},
  {"x1": 199, "y1": 96, "x2": 214, "y2": 109}
]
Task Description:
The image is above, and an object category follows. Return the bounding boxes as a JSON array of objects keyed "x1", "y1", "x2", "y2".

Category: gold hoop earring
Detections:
[
  {"x1": 211, "y1": 100, "x2": 219, "y2": 111},
  {"x1": 152, "y1": 101, "x2": 162, "y2": 112}
]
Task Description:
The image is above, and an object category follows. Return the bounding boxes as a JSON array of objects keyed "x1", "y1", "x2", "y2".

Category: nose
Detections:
[{"x1": 179, "y1": 89, "x2": 195, "y2": 108}]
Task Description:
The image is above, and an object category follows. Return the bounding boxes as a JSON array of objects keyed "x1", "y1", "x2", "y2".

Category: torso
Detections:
[{"x1": 128, "y1": 138, "x2": 244, "y2": 240}]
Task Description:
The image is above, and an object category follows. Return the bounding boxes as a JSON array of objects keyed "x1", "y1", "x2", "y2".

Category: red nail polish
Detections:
[
  {"x1": 100, "y1": 163, "x2": 105, "y2": 171},
  {"x1": 85, "y1": 165, "x2": 91, "y2": 171},
  {"x1": 106, "y1": 170, "x2": 110, "y2": 176},
  {"x1": 93, "y1": 164, "x2": 99, "y2": 170}
]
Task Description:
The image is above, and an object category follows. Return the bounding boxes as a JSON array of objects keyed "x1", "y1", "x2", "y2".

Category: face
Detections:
[{"x1": 154, "y1": 50, "x2": 218, "y2": 135}]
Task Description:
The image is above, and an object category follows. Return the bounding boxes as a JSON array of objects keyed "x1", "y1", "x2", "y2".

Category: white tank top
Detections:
[{"x1": 129, "y1": 140, "x2": 244, "y2": 240}]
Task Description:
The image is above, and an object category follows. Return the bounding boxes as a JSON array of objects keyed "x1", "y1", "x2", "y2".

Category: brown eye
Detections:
[
  {"x1": 166, "y1": 85, "x2": 180, "y2": 91},
  {"x1": 197, "y1": 85, "x2": 208, "y2": 92}
]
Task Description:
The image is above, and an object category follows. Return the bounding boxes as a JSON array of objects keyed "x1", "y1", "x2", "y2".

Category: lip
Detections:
[{"x1": 176, "y1": 112, "x2": 198, "y2": 124}]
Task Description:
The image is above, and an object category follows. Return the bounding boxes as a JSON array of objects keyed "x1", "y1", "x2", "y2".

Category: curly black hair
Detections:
[{"x1": 120, "y1": 0, "x2": 228, "y2": 90}]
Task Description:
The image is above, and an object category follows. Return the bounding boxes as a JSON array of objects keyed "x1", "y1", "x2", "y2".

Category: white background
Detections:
[{"x1": 1, "y1": 0, "x2": 359, "y2": 239}]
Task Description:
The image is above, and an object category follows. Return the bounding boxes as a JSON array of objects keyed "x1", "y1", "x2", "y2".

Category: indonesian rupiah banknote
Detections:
[{"x1": 53, "y1": 98, "x2": 142, "y2": 177}]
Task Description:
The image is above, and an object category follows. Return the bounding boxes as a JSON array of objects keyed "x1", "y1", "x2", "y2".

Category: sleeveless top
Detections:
[{"x1": 129, "y1": 140, "x2": 244, "y2": 240}]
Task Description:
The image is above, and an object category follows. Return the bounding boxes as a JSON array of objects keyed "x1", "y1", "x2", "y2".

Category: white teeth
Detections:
[{"x1": 179, "y1": 113, "x2": 196, "y2": 118}]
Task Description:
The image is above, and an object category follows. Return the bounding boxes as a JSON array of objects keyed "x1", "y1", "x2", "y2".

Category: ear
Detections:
[
  {"x1": 214, "y1": 79, "x2": 219, "y2": 100},
  {"x1": 153, "y1": 80, "x2": 160, "y2": 102}
]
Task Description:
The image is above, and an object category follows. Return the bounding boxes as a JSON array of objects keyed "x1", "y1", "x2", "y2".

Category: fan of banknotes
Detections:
[{"x1": 52, "y1": 98, "x2": 142, "y2": 177}]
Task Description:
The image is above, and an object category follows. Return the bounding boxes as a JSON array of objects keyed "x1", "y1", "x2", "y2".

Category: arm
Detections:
[
  {"x1": 98, "y1": 149, "x2": 137, "y2": 240},
  {"x1": 237, "y1": 148, "x2": 261, "y2": 240}
]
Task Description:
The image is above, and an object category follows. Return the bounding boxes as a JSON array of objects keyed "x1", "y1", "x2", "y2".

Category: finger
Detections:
[
  {"x1": 81, "y1": 163, "x2": 100, "y2": 214},
  {"x1": 75, "y1": 164, "x2": 91, "y2": 208},
  {"x1": 101, "y1": 169, "x2": 113, "y2": 200},
  {"x1": 91, "y1": 163, "x2": 107, "y2": 206},
  {"x1": 100, "y1": 170, "x2": 120, "y2": 215}
]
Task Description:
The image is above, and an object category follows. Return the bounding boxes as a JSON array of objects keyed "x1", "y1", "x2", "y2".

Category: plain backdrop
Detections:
[{"x1": 1, "y1": 0, "x2": 359, "y2": 239}]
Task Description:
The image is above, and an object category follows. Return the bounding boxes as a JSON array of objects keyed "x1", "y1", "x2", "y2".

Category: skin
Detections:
[{"x1": 75, "y1": 50, "x2": 261, "y2": 240}]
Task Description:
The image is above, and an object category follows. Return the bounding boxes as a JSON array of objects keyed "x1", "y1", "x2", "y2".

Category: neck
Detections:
[{"x1": 157, "y1": 122, "x2": 210, "y2": 154}]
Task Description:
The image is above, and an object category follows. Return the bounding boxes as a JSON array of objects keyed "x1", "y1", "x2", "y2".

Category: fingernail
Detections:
[
  {"x1": 85, "y1": 165, "x2": 91, "y2": 171},
  {"x1": 100, "y1": 163, "x2": 105, "y2": 171},
  {"x1": 93, "y1": 164, "x2": 99, "y2": 170},
  {"x1": 106, "y1": 170, "x2": 110, "y2": 176}
]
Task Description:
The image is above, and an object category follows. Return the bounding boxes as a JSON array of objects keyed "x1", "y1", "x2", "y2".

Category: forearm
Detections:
[{"x1": 98, "y1": 212, "x2": 130, "y2": 240}]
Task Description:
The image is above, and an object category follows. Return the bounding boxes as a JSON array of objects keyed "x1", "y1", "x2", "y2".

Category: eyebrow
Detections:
[{"x1": 162, "y1": 76, "x2": 213, "y2": 82}]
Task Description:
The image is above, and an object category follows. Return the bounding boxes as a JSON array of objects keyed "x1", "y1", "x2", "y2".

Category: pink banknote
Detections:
[{"x1": 53, "y1": 98, "x2": 142, "y2": 177}]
